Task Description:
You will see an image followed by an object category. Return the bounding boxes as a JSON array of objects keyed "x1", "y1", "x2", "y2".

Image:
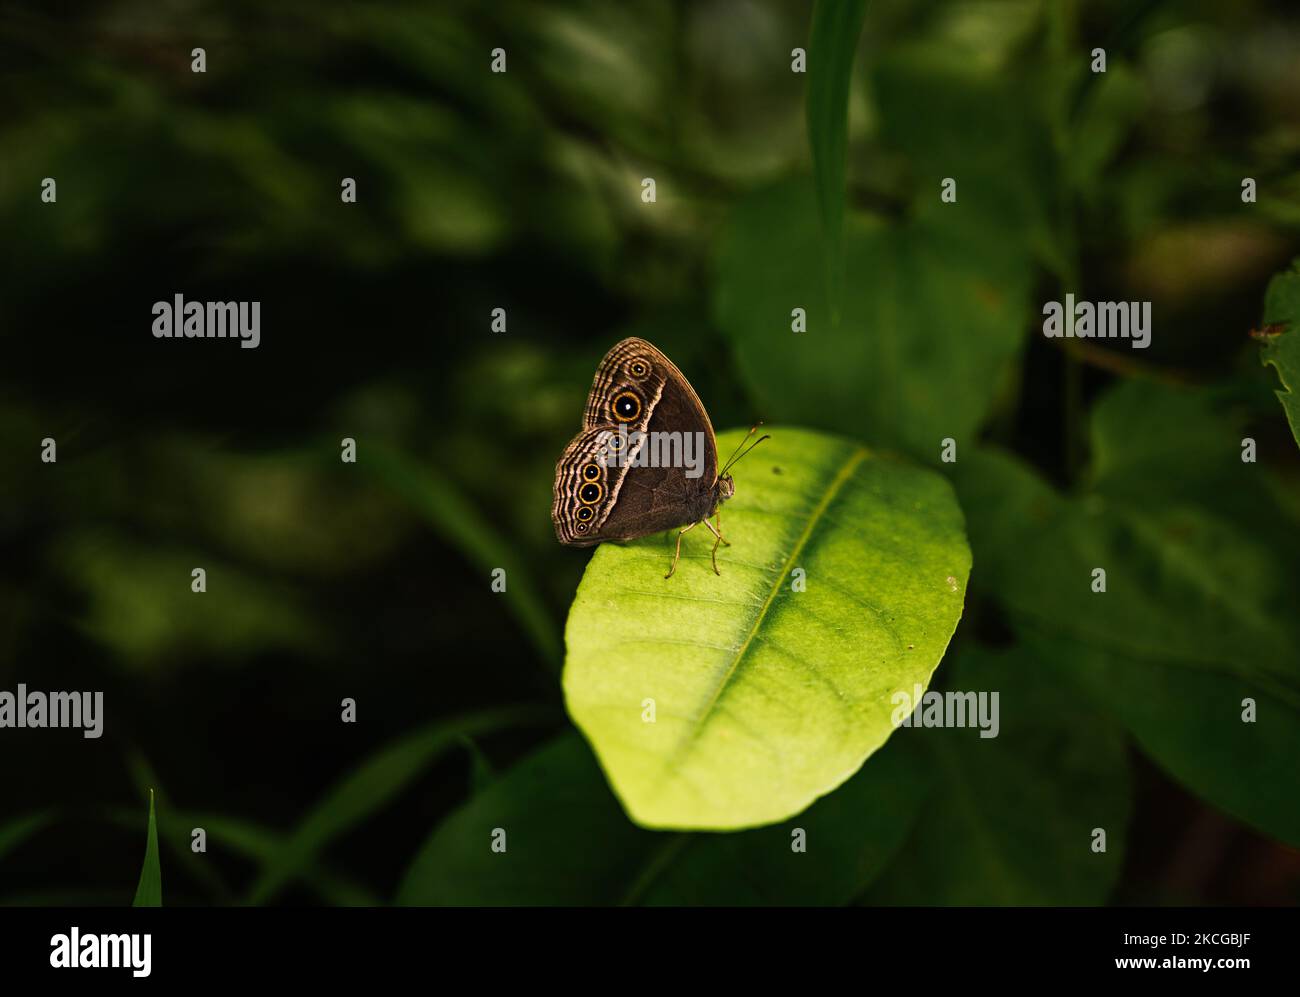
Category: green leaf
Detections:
[
  {"x1": 1030, "y1": 634, "x2": 1300, "y2": 848},
  {"x1": 457, "y1": 735, "x2": 496, "y2": 794},
  {"x1": 953, "y1": 445, "x2": 1299, "y2": 695},
  {"x1": 563, "y1": 427, "x2": 970, "y2": 830},
  {"x1": 953, "y1": 381, "x2": 1300, "y2": 846},
  {"x1": 805, "y1": 0, "x2": 868, "y2": 321},
  {"x1": 870, "y1": 42, "x2": 1073, "y2": 283},
  {"x1": 872, "y1": 49, "x2": 1055, "y2": 264},
  {"x1": 397, "y1": 730, "x2": 928, "y2": 906},
  {"x1": 1260, "y1": 260, "x2": 1300, "y2": 449},
  {"x1": 1066, "y1": 65, "x2": 1147, "y2": 200},
  {"x1": 714, "y1": 181, "x2": 1032, "y2": 461},
  {"x1": 244, "y1": 705, "x2": 553, "y2": 905},
  {"x1": 865, "y1": 644, "x2": 1131, "y2": 905},
  {"x1": 52, "y1": 531, "x2": 321, "y2": 670},
  {"x1": 1087, "y1": 379, "x2": 1245, "y2": 498},
  {"x1": 132, "y1": 791, "x2": 162, "y2": 908}
]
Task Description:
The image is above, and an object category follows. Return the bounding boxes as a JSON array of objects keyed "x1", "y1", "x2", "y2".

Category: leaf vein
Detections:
[{"x1": 671, "y1": 447, "x2": 869, "y2": 761}]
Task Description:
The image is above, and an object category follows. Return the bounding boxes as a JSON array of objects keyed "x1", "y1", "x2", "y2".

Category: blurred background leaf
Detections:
[
  {"x1": 244, "y1": 705, "x2": 554, "y2": 905},
  {"x1": 865, "y1": 644, "x2": 1131, "y2": 905},
  {"x1": 714, "y1": 180, "x2": 1032, "y2": 461},
  {"x1": 953, "y1": 443, "x2": 1300, "y2": 694},
  {"x1": 0, "y1": 813, "x2": 53, "y2": 864},
  {"x1": 1031, "y1": 635, "x2": 1300, "y2": 848},
  {"x1": 952, "y1": 377, "x2": 1300, "y2": 848},
  {"x1": 397, "y1": 729, "x2": 927, "y2": 906},
  {"x1": 1260, "y1": 259, "x2": 1300, "y2": 447}
]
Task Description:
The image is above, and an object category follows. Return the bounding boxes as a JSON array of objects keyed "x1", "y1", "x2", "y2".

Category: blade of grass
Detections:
[
  {"x1": 244, "y1": 704, "x2": 555, "y2": 905},
  {"x1": 125, "y1": 755, "x2": 233, "y2": 904},
  {"x1": 131, "y1": 790, "x2": 162, "y2": 907},
  {"x1": 362, "y1": 443, "x2": 562, "y2": 672},
  {"x1": 103, "y1": 809, "x2": 377, "y2": 906},
  {"x1": 806, "y1": 0, "x2": 869, "y2": 324}
]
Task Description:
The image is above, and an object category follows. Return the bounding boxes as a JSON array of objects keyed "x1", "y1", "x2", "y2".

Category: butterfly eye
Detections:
[
  {"x1": 612, "y1": 391, "x2": 641, "y2": 423},
  {"x1": 579, "y1": 481, "x2": 604, "y2": 504},
  {"x1": 627, "y1": 358, "x2": 650, "y2": 379},
  {"x1": 576, "y1": 507, "x2": 594, "y2": 522},
  {"x1": 582, "y1": 463, "x2": 601, "y2": 481}
]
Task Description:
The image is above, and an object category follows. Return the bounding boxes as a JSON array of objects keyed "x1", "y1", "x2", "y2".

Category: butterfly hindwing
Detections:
[{"x1": 552, "y1": 425, "x2": 636, "y2": 546}]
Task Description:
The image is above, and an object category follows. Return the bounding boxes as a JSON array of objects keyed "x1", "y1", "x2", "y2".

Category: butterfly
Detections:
[{"x1": 552, "y1": 337, "x2": 767, "y2": 578}]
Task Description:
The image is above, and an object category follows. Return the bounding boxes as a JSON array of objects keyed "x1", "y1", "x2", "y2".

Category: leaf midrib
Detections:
[{"x1": 667, "y1": 446, "x2": 870, "y2": 770}]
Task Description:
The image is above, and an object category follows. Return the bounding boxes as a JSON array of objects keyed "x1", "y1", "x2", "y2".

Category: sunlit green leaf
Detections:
[{"x1": 563, "y1": 427, "x2": 969, "y2": 829}]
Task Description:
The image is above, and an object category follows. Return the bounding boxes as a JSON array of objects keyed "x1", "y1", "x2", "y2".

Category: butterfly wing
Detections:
[
  {"x1": 581, "y1": 337, "x2": 669, "y2": 430},
  {"x1": 553, "y1": 337, "x2": 720, "y2": 546}
]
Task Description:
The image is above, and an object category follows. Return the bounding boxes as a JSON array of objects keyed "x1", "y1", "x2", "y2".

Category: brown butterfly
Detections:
[{"x1": 552, "y1": 337, "x2": 766, "y2": 578}]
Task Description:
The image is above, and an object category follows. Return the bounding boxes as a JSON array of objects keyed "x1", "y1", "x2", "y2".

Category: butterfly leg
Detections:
[
  {"x1": 701, "y1": 518, "x2": 726, "y2": 575},
  {"x1": 665, "y1": 522, "x2": 698, "y2": 579},
  {"x1": 714, "y1": 506, "x2": 731, "y2": 546}
]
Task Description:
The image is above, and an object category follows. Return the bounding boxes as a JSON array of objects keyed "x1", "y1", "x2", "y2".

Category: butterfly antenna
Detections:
[
  {"x1": 720, "y1": 423, "x2": 759, "y2": 472},
  {"x1": 725, "y1": 433, "x2": 771, "y2": 473},
  {"x1": 721, "y1": 423, "x2": 771, "y2": 475}
]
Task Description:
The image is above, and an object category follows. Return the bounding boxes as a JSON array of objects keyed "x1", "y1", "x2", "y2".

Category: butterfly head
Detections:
[{"x1": 717, "y1": 474, "x2": 735, "y2": 503}]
